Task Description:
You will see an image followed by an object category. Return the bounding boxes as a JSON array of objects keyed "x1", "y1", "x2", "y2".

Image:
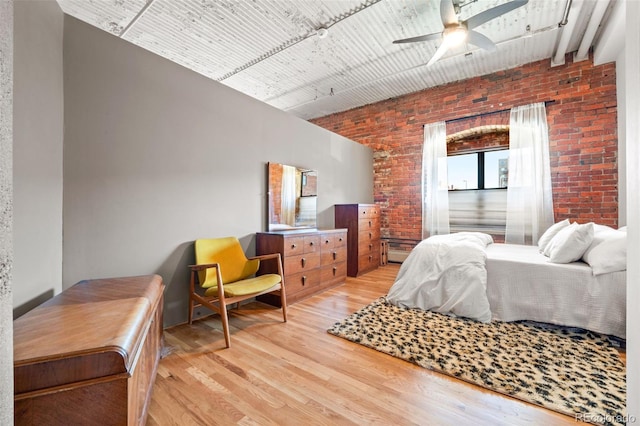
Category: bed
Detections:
[
  {"x1": 485, "y1": 243, "x2": 626, "y2": 338},
  {"x1": 387, "y1": 223, "x2": 627, "y2": 339}
]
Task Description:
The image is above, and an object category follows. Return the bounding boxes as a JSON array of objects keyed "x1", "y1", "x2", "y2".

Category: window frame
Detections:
[{"x1": 447, "y1": 147, "x2": 509, "y2": 191}]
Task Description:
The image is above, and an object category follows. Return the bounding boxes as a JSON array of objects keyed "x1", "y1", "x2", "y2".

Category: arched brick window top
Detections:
[
  {"x1": 447, "y1": 125, "x2": 509, "y2": 143},
  {"x1": 447, "y1": 125, "x2": 509, "y2": 155}
]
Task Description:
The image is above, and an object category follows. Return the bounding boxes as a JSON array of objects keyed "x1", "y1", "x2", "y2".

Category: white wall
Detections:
[
  {"x1": 62, "y1": 17, "x2": 374, "y2": 327},
  {"x1": 625, "y1": 0, "x2": 640, "y2": 419},
  {"x1": 616, "y1": 50, "x2": 626, "y2": 227},
  {"x1": 12, "y1": 0, "x2": 64, "y2": 314},
  {"x1": 0, "y1": 1, "x2": 14, "y2": 422}
]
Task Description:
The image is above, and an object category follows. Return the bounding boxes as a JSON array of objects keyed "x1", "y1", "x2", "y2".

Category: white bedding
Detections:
[
  {"x1": 387, "y1": 233, "x2": 493, "y2": 322},
  {"x1": 486, "y1": 243, "x2": 626, "y2": 338},
  {"x1": 387, "y1": 235, "x2": 627, "y2": 339}
]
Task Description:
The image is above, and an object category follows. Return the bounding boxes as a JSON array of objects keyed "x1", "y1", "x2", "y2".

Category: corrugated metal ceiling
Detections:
[{"x1": 57, "y1": 0, "x2": 607, "y2": 119}]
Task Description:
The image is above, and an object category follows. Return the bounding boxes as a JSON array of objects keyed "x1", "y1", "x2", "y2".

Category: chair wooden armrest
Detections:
[
  {"x1": 188, "y1": 262, "x2": 219, "y2": 272},
  {"x1": 248, "y1": 253, "x2": 284, "y2": 278},
  {"x1": 188, "y1": 262, "x2": 224, "y2": 296},
  {"x1": 248, "y1": 253, "x2": 281, "y2": 262}
]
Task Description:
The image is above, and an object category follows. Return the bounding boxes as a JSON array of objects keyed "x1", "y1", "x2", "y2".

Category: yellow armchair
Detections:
[{"x1": 188, "y1": 237, "x2": 287, "y2": 348}]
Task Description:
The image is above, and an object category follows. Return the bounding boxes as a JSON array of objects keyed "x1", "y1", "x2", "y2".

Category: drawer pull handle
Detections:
[
  {"x1": 339, "y1": 237, "x2": 343, "y2": 242},
  {"x1": 301, "y1": 258, "x2": 306, "y2": 267},
  {"x1": 369, "y1": 232, "x2": 372, "y2": 239},
  {"x1": 309, "y1": 241, "x2": 314, "y2": 246},
  {"x1": 302, "y1": 276, "x2": 306, "y2": 285},
  {"x1": 369, "y1": 221, "x2": 372, "y2": 227},
  {"x1": 333, "y1": 267, "x2": 337, "y2": 276},
  {"x1": 369, "y1": 244, "x2": 373, "y2": 250},
  {"x1": 325, "y1": 239, "x2": 330, "y2": 244},
  {"x1": 369, "y1": 255, "x2": 373, "y2": 261},
  {"x1": 291, "y1": 244, "x2": 297, "y2": 249},
  {"x1": 333, "y1": 251, "x2": 337, "y2": 260}
]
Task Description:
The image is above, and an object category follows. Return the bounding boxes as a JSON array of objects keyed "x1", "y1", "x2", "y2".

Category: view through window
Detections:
[{"x1": 447, "y1": 150, "x2": 509, "y2": 190}]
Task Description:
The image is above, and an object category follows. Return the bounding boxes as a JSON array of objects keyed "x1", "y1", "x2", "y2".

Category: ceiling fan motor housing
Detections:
[{"x1": 443, "y1": 23, "x2": 468, "y2": 46}]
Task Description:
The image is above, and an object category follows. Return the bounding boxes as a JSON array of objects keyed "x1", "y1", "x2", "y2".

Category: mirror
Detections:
[{"x1": 267, "y1": 162, "x2": 317, "y2": 231}]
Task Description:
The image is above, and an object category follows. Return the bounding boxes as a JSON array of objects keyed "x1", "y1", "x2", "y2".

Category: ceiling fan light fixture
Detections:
[{"x1": 443, "y1": 25, "x2": 468, "y2": 47}]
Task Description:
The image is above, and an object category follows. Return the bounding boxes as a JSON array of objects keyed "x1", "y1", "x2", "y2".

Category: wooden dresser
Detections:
[
  {"x1": 335, "y1": 203, "x2": 381, "y2": 277},
  {"x1": 13, "y1": 275, "x2": 165, "y2": 426},
  {"x1": 256, "y1": 229, "x2": 347, "y2": 305}
]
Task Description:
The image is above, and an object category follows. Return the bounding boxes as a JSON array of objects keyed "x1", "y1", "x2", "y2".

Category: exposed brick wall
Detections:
[{"x1": 311, "y1": 55, "x2": 618, "y2": 248}]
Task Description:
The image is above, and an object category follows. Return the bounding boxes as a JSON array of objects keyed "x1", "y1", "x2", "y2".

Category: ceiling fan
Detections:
[{"x1": 393, "y1": 0, "x2": 529, "y2": 66}]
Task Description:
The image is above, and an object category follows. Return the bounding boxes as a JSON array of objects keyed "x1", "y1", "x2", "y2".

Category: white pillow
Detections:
[
  {"x1": 547, "y1": 222, "x2": 595, "y2": 264},
  {"x1": 583, "y1": 224, "x2": 619, "y2": 258},
  {"x1": 582, "y1": 231, "x2": 627, "y2": 275},
  {"x1": 593, "y1": 223, "x2": 616, "y2": 235},
  {"x1": 544, "y1": 222, "x2": 576, "y2": 257},
  {"x1": 618, "y1": 226, "x2": 627, "y2": 232},
  {"x1": 537, "y1": 219, "x2": 570, "y2": 254},
  {"x1": 543, "y1": 222, "x2": 574, "y2": 257}
]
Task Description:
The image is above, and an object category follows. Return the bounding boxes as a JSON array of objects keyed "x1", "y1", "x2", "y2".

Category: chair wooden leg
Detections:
[
  {"x1": 280, "y1": 287, "x2": 288, "y2": 323},
  {"x1": 220, "y1": 304, "x2": 232, "y2": 348},
  {"x1": 188, "y1": 296, "x2": 194, "y2": 325}
]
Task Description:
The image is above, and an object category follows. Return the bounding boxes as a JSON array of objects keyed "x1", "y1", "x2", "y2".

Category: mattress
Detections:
[{"x1": 485, "y1": 243, "x2": 626, "y2": 338}]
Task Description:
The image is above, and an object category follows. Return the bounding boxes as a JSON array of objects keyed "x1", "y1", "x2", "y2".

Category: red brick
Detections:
[{"x1": 311, "y1": 57, "x2": 618, "y2": 245}]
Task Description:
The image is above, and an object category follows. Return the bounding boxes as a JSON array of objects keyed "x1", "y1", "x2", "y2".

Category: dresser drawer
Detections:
[
  {"x1": 358, "y1": 227, "x2": 380, "y2": 243},
  {"x1": 321, "y1": 262, "x2": 347, "y2": 284},
  {"x1": 321, "y1": 246, "x2": 347, "y2": 265},
  {"x1": 359, "y1": 217, "x2": 379, "y2": 232},
  {"x1": 282, "y1": 235, "x2": 319, "y2": 256},
  {"x1": 284, "y1": 252, "x2": 320, "y2": 275},
  {"x1": 358, "y1": 205, "x2": 380, "y2": 219},
  {"x1": 303, "y1": 235, "x2": 321, "y2": 253},
  {"x1": 319, "y1": 232, "x2": 347, "y2": 249},
  {"x1": 285, "y1": 269, "x2": 321, "y2": 294},
  {"x1": 283, "y1": 237, "x2": 305, "y2": 256},
  {"x1": 358, "y1": 252, "x2": 380, "y2": 272}
]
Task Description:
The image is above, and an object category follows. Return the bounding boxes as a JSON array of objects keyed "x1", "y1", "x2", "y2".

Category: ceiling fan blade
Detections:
[
  {"x1": 467, "y1": 30, "x2": 497, "y2": 51},
  {"x1": 427, "y1": 42, "x2": 450, "y2": 66},
  {"x1": 464, "y1": 0, "x2": 528, "y2": 30},
  {"x1": 393, "y1": 32, "x2": 441, "y2": 44},
  {"x1": 440, "y1": 0, "x2": 458, "y2": 26}
]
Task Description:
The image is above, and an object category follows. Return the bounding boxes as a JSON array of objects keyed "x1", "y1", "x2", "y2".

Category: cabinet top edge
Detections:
[{"x1": 257, "y1": 228, "x2": 348, "y2": 236}]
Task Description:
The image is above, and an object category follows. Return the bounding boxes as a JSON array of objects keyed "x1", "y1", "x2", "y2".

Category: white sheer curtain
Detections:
[
  {"x1": 505, "y1": 102, "x2": 554, "y2": 244},
  {"x1": 422, "y1": 121, "x2": 450, "y2": 239},
  {"x1": 281, "y1": 165, "x2": 297, "y2": 226}
]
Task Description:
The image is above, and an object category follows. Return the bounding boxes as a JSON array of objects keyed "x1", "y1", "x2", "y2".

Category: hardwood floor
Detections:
[{"x1": 148, "y1": 264, "x2": 603, "y2": 425}]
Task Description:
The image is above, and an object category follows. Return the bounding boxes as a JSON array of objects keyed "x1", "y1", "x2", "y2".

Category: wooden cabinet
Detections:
[
  {"x1": 335, "y1": 203, "x2": 381, "y2": 277},
  {"x1": 256, "y1": 229, "x2": 347, "y2": 305},
  {"x1": 13, "y1": 275, "x2": 164, "y2": 426}
]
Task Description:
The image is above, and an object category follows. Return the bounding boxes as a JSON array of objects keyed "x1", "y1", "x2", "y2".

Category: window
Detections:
[
  {"x1": 448, "y1": 149, "x2": 509, "y2": 238},
  {"x1": 447, "y1": 150, "x2": 509, "y2": 190}
]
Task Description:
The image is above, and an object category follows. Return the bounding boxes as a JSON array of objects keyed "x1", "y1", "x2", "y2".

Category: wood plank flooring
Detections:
[{"x1": 148, "y1": 264, "x2": 611, "y2": 425}]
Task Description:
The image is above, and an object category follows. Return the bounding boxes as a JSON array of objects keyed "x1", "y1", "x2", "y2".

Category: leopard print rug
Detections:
[{"x1": 327, "y1": 297, "x2": 626, "y2": 426}]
